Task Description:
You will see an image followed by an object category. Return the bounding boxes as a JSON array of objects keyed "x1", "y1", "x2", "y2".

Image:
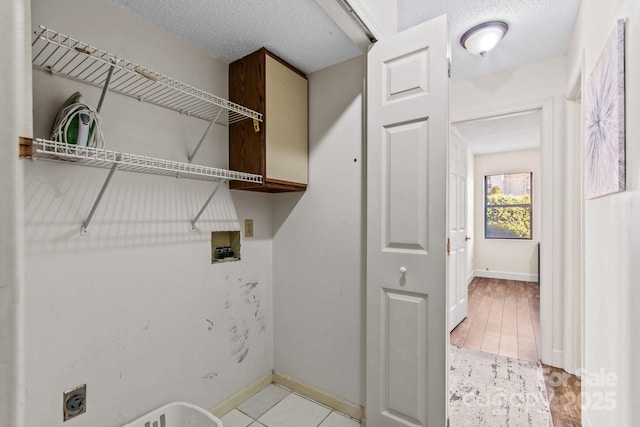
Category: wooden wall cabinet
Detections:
[{"x1": 229, "y1": 48, "x2": 308, "y2": 192}]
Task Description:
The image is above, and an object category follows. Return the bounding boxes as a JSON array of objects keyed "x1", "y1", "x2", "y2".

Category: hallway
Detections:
[
  {"x1": 451, "y1": 277, "x2": 581, "y2": 426},
  {"x1": 451, "y1": 277, "x2": 541, "y2": 361}
]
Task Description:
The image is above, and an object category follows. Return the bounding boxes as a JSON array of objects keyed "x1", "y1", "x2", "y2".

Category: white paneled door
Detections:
[
  {"x1": 366, "y1": 15, "x2": 449, "y2": 427},
  {"x1": 448, "y1": 134, "x2": 468, "y2": 331}
]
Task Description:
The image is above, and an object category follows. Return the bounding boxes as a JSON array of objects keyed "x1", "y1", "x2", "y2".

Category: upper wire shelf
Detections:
[
  {"x1": 22, "y1": 138, "x2": 263, "y2": 184},
  {"x1": 31, "y1": 26, "x2": 263, "y2": 125}
]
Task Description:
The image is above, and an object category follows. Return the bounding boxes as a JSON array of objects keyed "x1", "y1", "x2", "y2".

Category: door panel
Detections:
[
  {"x1": 384, "y1": 120, "x2": 429, "y2": 252},
  {"x1": 384, "y1": 48, "x2": 429, "y2": 102},
  {"x1": 384, "y1": 290, "x2": 428, "y2": 426},
  {"x1": 366, "y1": 14, "x2": 449, "y2": 427}
]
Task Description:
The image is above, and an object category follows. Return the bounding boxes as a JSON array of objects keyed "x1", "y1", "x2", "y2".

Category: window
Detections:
[{"x1": 484, "y1": 172, "x2": 532, "y2": 239}]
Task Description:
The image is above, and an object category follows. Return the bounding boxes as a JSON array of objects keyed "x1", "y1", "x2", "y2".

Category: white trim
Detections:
[
  {"x1": 583, "y1": 408, "x2": 595, "y2": 427},
  {"x1": 473, "y1": 269, "x2": 538, "y2": 283},
  {"x1": 211, "y1": 372, "x2": 273, "y2": 417},
  {"x1": 273, "y1": 371, "x2": 364, "y2": 421},
  {"x1": 467, "y1": 270, "x2": 476, "y2": 284},
  {"x1": 552, "y1": 349, "x2": 564, "y2": 369}
]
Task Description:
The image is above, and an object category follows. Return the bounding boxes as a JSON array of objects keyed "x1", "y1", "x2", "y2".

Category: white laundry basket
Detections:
[{"x1": 121, "y1": 402, "x2": 223, "y2": 427}]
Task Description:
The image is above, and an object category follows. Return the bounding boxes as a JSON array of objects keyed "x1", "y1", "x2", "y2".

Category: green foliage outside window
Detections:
[{"x1": 484, "y1": 173, "x2": 532, "y2": 240}]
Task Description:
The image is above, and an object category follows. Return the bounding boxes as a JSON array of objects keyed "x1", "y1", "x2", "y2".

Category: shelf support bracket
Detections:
[
  {"x1": 96, "y1": 64, "x2": 115, "y2": 113},
  {"x1": 188, "y1": 120, "x2": 214, "y2": 163},
  {"x1": 188, "y1": 105, "x2": 223, "y2": 163},
  {"x1": 81, "y1": 162, "x2": 119, "y2": 235},
  {"x1": 190, "y1": 179, "x2": 227, "y2": 231}
]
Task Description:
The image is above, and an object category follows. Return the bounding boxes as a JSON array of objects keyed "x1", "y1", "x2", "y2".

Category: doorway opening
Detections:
[
  {"x1": 450, "y1": 109, "x2": 542, "y2": 360},
  {"x1": 447, "y1": 108, "x2": 581, "y2": 426}
]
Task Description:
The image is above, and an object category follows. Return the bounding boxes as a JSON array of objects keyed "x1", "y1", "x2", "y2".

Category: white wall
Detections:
[
  {"x1": 272, "y1": 56, "x2": 365, "y2": 406},
  {"x1": 0, "y1": 1, "x2": 30, "y2": 426},
  {"x1": 25, "y1": 1, "x2": 273, "y2": 426},
  {"x1": 566, "y1": 0, "x2": 640, "y2": 425},
  {"x1": 473, "y1": 149, "x2": 541, "y2": 281},
  {"x1": 451, "y1": 56, "x2": 566, "y2": 366}
]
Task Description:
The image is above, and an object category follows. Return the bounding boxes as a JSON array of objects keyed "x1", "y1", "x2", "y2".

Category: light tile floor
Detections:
[{"x1": 221, "y1": 384, "x2": 360, "y2": 427}]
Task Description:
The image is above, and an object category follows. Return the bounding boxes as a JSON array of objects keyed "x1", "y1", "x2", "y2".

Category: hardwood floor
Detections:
[
  {"x1": 543, "y1": 364, "x2": 583, "y2": 427},
  {"x1": 451, "y1": 277, "x2": 581, "y2": 427}
]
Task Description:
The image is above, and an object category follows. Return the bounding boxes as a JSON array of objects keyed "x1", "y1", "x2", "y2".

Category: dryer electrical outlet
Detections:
[{"x1": 63, "y1": 384, "x2": 86, "y2": 421}]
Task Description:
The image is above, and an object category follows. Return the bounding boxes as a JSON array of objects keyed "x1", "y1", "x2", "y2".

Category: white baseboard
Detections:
[
  {"x1": 473, "y1": 269, "x2": 539, "y2": 283},
  {"x1": 582, "y1": 409, "x2": 595, "y2": 427},
  {"x1": 211, "y1": 371, "x2": 273, "y2": 417},
  {"x1": 273, "y1": 371, "x2": 364, "y2": 421},
  {"x1": 212, "y1": 371, "x2": 364, "y2": 421},
  {"x1": 467, "y1": 270, "x2": 476, "y2": 284},
  {"x1": 552, "y1": 349, "x2": 564, "y2": 370}
]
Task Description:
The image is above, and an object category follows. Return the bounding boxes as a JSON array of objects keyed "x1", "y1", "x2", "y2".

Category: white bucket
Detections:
[{"x1": 121, "y1": 401, "x2": 223, "y2": 427}]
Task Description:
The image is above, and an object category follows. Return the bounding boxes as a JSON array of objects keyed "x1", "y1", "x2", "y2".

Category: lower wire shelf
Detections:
[
  {"x1": 19, "y1": 137, "x2": 262, "y2": 234},
  {"x1": 20, "y1": 138, "x2": 262, "y2": 183}
]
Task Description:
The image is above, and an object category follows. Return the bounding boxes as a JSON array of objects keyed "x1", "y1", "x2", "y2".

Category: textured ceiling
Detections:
[
  {"x1": 452, "y1": 110, "x2": 541, "y2": 155},
  {"x1": 111, "y1": 0, "x2": 362, "y2": 74},
  {"x1": 112, "y1": 0, "x2": 581, "y2": 80},
  {"x1": 398, "y1": 0, "x2": 581, "y2": 80}
]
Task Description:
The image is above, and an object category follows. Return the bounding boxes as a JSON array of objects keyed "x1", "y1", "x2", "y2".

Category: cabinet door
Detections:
[
  {"x1": 265, "y1": 54, "x2": 308, "y2": 185},
  {"x1": 229, "y1": 49, "x2": 308, "y2": 193}
]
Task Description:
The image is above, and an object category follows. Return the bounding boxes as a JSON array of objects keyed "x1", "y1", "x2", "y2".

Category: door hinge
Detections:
[
  {"x1": 448, "y1": 60, "x2": 451, "y2": 78},
  {"x1": 447, "y1": 238, "x2": 450, "y2": 256}
]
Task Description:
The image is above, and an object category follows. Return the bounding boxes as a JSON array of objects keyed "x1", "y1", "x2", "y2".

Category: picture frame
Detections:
[{"x1": 584, "y1": 19, "x2": 625, "y2": 199}]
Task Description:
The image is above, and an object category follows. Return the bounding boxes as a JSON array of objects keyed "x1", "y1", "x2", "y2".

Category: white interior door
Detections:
[
  {"x1": 448, "y1": 134, "x2": 468, "y2": 331},
  {"x1": 366, "y1": 15, "x2": 449, "y2": 427}
]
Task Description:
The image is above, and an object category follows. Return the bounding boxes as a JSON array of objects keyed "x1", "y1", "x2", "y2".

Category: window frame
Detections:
[{"x1": 484, "y1": 172, "x2": 533, "y2": 240}]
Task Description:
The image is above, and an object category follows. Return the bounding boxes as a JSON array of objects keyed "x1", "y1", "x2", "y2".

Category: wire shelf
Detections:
[
  {"x1": 27, "y1": 138, "x2": 263, "y2": 184},
  {"x1": 31, "y1": 26, "x2": 263, "y2": 125}
]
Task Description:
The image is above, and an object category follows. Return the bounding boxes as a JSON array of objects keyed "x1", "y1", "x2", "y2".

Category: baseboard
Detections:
[
  {"x1": 273, "y1": 371, "x2": 364, "y2": 421},
  {"x1": 583, "y1": 408, "x2": 595, "y2": 427},
  {"x1": 467, "y1": 270, "x2": 476, "y2": 285},
  {"x1": 211, "y1": 371, "x2": 273, "y2": 417},
  {"x1": 552, "y1": 349, "x2": 564, "y2": 370},
  {"x1": 473, "y1": 269, "x2": 539, "y2": 283}
]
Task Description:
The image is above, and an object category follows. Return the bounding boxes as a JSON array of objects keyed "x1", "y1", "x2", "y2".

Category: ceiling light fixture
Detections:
[{"x1": 460, "y1": 21, "x2": 509, "y2": 57}]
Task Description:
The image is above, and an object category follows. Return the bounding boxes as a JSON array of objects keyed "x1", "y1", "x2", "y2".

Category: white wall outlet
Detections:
[{"x1": 245, "y1": 219, "x2": 254, "y2": 238}]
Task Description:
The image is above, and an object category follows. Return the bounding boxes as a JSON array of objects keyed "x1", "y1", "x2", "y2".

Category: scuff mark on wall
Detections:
[
  {"x1": 237, "y1": 347, "x2": 249, "y2": 364},
  {"x1": 201, "y1": 371, "x2": 218, "y2": 380},
  {"x1": 229, "y1": 319, "x2": 250, "y2": 363},
  {"x1": 205, "y1": 319, "x2": 214, "y2": 330},
  {"x1": 242, "y1": 281, "x2": 266, "y2": 333},
  {"x1": 242, "y1": 281, "x2": 258, "y2": 291}
]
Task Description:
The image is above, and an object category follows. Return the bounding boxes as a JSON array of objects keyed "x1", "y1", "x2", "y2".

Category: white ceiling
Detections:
[
  {"x1": 398, "y1": 0, "x2": 581, "y2": 80},
  {"x1": 112, "y1": 0, "x2": 581, "y2": 79},
  {"x1": 452, "y1": 110, "x2": 541, "y2": 155},
  {"x1": 111, "y1": 0, "x2": 363, "y2": 74}
]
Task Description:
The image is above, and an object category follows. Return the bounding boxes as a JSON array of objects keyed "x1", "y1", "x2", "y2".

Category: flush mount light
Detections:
[{"x1": 460, "y1": 21, "x2": 509, "y2": 57}]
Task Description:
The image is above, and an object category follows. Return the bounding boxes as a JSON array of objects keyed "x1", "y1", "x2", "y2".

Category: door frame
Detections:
[
  {"x1": 450, "y1": 97, "x2": 555, "y2": 364},
  {"x1": 565, "y1": 54, "x2": 585, "y2": 376}
]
